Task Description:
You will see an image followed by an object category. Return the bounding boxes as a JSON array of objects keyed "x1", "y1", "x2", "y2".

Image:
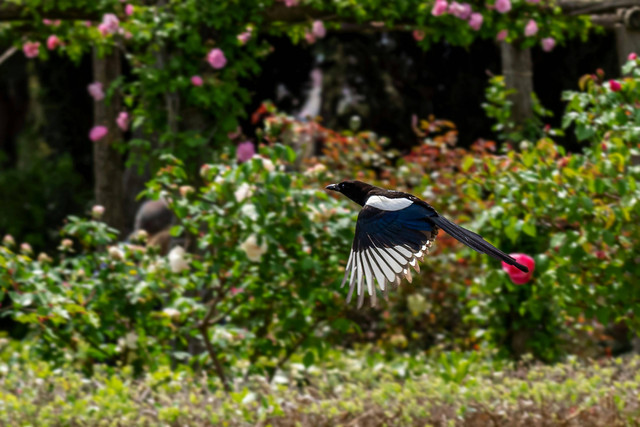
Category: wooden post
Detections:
[
  {"x1": 615, "y1": 7, "x2": 640, "y2": 69},
  {"x1": 500, "y1": 41, "x2": 534, "y2": 127},
  {"x1": 92, "y1": 48, "x2": 125, "y2": 233}
]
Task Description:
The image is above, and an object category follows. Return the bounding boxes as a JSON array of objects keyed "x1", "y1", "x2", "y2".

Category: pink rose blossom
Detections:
[
  {"x1": 116, "y1": 112, "x2": 129, "y2": 131},
  {"x1": 449, "y1": 2, "x2": 472, "y2": 19},
  {"x1": 237, "y1": 29, "x2": 252, "y2": 44},
  {"x1": 524, "y1": 19, "x2": 538, "y2": 37},
  {"x1": 541, "y1": 37, "x2": 556, "y2": 52},
  {"x1": 496, "y1": 29, "x2": 508, "y2": 41},
  {"x1": 207, "y1": 48, "x2": 227, "y2": 69},
  {"x1": 191, "y1": 75, "x2": 204, "y2": 86},
  {"x1": 628, "y1": 52, "x2": 637, "y2": 61},
  {"x1": 89, "y1": 126, "x2": 108, "y2": 142},
  {"x1": 312, "y1": 20, "x2": 326, "y2": 38},
  {"x1": 236, "y1": 141, "x2": 256, "y2": 162},
  {"x1": 92, "y1": 205, "x2": 105, "y2": 219},
  {"x1": 284, "y1": 0, "x2": 298, "y2": 6},
  {"x1": 468, "y1": 13, "x2": 483, "y2": 31},
  {"x1": 125, "y1": 4, "x2": 134, "y2": 16},
  {"x1": 304, "y1": 32, "x2": 316, "y2": 44},
  {"x1": 432, "y1": 0, "x2": 448, "y2": 16},
  {"x1": 3, "y1": 234, "x2": 15, "y2": 247},
  {"x1": 87, "y1": 82, "x2": 105, "y2": 101},
  {"x1": 609, "y1": 80, "x2": 622, "y2": 92},
  {"x1": 495, "y1": 0, "x2": 511, "y2": 13},
  {"x1": 46, "y1": 35, "x2": 61, "y2": 50},
  {"x1": 42, "y1": 19, "x2": 61, "y2": 26},
  {"x1": 502, "y1": 253, "x2": 535, "y2": 285},
  {"x1": 98, "y1": 24, "x2": 110, "y2": 36},
  {"x1": 413, "y1": 30, "x2": 425, "y2": 41},
  {"x1": 22, "y1": 41, "x2": 40, "y2": 58},
  {"x1": 100, "y1": 13, "x2": 120, "y2": 34}
]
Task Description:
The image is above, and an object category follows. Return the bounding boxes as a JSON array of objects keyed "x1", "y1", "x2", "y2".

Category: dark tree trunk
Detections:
[
  {"x1": 500, "y1": 42, "x2": 534, "y2": 126},
  {"x1": 92, "y1": 48, "x2": 125, "y2": 233}
]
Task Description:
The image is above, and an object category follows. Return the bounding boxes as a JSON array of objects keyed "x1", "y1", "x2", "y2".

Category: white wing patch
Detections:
[
  {"x1": 365, "y1": 195, "x2": 413, "y2": 211},
  {"x1": 340, "y1": 230, "x2": 439, "y2": 308}
]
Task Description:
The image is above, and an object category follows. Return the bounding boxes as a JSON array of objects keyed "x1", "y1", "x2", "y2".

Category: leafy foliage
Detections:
[
  {"x1": 1, "y1": 145, "x2": 357, "y2": 385},
  {"x1": 1, "y1": 0, "x2": 594, "y2": 170},
  {"x1": 1, "y1": 345, "x2": 640, "y2": 425}
]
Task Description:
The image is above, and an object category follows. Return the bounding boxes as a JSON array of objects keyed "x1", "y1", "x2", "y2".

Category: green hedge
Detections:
[{"x1": 0, "y1": 345, "x2": 639, "y2": 426}]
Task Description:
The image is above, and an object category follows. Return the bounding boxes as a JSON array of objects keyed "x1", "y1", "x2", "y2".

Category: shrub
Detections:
[
  {"x1": 1, "y1": 346, "x2": 640, "y2": 426},
  {"x1": 1, "y1": 145, "x2": 356, "y2": 388}
]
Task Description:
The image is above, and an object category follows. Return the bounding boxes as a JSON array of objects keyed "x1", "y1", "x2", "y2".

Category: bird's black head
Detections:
[{"x1": 325, "y1": 180, "x2": 375, "y2": 206}]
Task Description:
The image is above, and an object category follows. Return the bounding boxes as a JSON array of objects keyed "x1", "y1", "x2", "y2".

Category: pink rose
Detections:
[
  {"x1": 43, "y1": 19, "x2": 61, "y2": 26},
  {"x1": 495, "y1": 0, "x2": 511, "y2": 13},
  {"x1": 100, "y1": 13, "x2": 120, "y2": 34},
  {"x1": 432, "y1": 0, "x2": 448, "y2": 16},
  {"x1": 116, "y1": 112, "x2": 129, "y2": 131},
  {"x1": 496, "y1": 29, "x2": 508, "y2": 41},
  {"x1": 191, "y1": 75, "x2": 204, "y2": 86},
  {"x1": 87, "y1": 82, "x2": 105, "y2": 101},
  {"x1": 43, "y1": 19, "x2": 53, "y2": 25},
  {"x1": 89, "y1": 126, "x2": 108, "y2": 142},
  {"x1": 236, "y1": 141, "x2": 255, "y2": 163},
  {"x1": 22, "y1": 41, "x2": 40, "y2": 58},
  {"x1": 312, "y1": 20, "x2": 326, "y2": 38},
  {"x1": 304, "y1": 32, "x2": 316, "y2": 44},
  {"x1": 98, "y1": 23, "x2": 110, "y2": 36},
  {"x1": 92, "y1": 205, "x2": 105, "y2": 219},
  {"x1": 449, "y1": 2, "x2": 472, "y2": 19},
  {"x1": 541, "y1": 37, "x2": 556, "y2": 52},
  {"x1": 502, "y1": 254, "x2": 535, "y2": 285},
  {"x1": 46, "y1": 35, "x2": 61, "y2": 50},
  {"x1": 125, "y1": 4, "x2": 134, "y2": 16},
  {"x1": 207, "y1": 48, "x2": 227, "y2": 69},
  {"x1": 468, "y1": 13, "x2": 483, "y2": 31},
  {"x1": 284, "y1": 0, "x2": 298, "y2": 6},
  {"x1": 628, "y1": 52, "x2": 637, "y2": 61},
  {"x1": 413, "y1": 30, "x2": 425, "y2": 41},
  {"x1": 524, "y1": 19, "x2": 538, "y2": 37},
  {"x1": 609, "y1": 80, "x2": 622, "y2": 92},
  {"x1": 237, "y1": 29, "x2": 252, "y2": 44}
]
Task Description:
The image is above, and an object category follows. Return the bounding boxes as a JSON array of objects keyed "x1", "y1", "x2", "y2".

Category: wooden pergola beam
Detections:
[
  {"x1": 0, "y1": 2, "x2": 100, "y2": 21},
  {"x1": 559, "y1": 0, "x2": 640, "y2": 16},
  {"x1": 1, "y1": 1, "x2": 638, "y2": 24}
]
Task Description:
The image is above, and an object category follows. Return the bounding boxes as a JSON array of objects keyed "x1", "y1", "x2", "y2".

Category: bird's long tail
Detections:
[{"x1": 430, "y1": 216, "x2": 529, "y2": 273}]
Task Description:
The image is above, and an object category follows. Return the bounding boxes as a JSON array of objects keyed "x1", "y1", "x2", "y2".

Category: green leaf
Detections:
[{"x1": 302, "y1": 351, "x2": 315, "y2": 368}]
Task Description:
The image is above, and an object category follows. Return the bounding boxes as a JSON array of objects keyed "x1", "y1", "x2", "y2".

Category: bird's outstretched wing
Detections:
[{"x1": 341, "y1": 204, "x2": 437, "y2": 308}]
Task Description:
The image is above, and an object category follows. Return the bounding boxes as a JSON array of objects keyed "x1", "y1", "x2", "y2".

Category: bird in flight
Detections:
[{"x1": 326, "y1": 180, "x2": 529, "y2": 308}]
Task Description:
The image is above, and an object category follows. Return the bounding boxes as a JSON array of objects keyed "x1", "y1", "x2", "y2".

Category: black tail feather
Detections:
[{"x1": 430, "y1": 216, "x2": 529, "y2": 273}]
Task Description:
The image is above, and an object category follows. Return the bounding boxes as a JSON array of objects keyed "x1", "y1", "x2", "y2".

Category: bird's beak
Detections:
[{"x1": 325, "y1": 183, "x2": 339, "y2": 192}]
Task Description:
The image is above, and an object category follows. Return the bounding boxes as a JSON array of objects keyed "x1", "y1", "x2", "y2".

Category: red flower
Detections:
[
  {"x1": 501, "y1": 253, "x2": 535, "y2": 285},
  {"x1": 609, "y1": 80, "x2": 622, "y2": 92}
]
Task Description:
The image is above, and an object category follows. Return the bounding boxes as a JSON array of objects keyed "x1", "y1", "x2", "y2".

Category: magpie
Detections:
[{"x1": 326, "y1": 180, "x2": 529, "y2": 308}]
